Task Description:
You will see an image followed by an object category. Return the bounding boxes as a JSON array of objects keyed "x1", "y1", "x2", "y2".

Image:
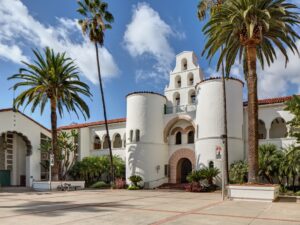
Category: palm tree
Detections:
[
  {"x1": 77, "y1": 0, "x2": 115, "y2": 185},
  {"x1": 197, "y1": 0, "x2": 230, "y2": 184},
  {"x1": 200, "y1": 167, "x2": 220, "y2": 186},
  {"x1": 8, "y1": 47, "x2": 91, "y2": 180},
  {"x1": 202, "y1": 0, "x2": 300, "y2": 183}
]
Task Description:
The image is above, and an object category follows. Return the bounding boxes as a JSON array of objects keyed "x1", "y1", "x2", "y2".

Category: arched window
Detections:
[
  {"x1": 175, "y1": 132, "x2": 182, "y2": 145},
  {"x1": 181, "y1": 58, "x2": 188, "y2": 71},
  {"x1": 175, "y1": 76, "x2": 181, "y2": 88},
  {"x1": 136, "y1": 130, "x2": 140, "y2": 142},
  {"x1": 187, "y1": 73, "x2": 194, "y2": 86},
  {"x1": 187, "y1": 131, "x2": 194, "y2": 144},
  {"x1": 188, "y1": 90, "x2": 196, "y2": 104},
  {"x1": 258, "y1": 120, "x2": 267, "y2": 139},
  {"x1": 103, "y1": 135, "x2": 109, "y2": 149},
  {"x1": 113, "y1": 133, "x2": 122, "y2": 148},
  {"x1": 270, "y1": 117, "x2": 287, "y2": 139},
  {"x1": 93, "y1": 135, "x2": 101, "y2": 149},
  {"x1": 174, "y1": 92, "x2": 180, "y2": 106},
  {"x1": 130, "y1": 130, "x2": 133, "y2": 142},
  {"x1": 209, "y1": 161, "x2": 214, "y2": 169}
]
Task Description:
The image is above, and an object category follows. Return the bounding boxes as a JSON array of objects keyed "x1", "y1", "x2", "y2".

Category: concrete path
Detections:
[{"x1": 0, "y1": 189, "x2": 299, "y2": 225}]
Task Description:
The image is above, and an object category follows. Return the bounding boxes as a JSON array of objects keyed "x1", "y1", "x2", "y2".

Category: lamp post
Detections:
[
  {"x1": 49, "y1": 153, "x2": 54, "y2": 191},
  {"x1": 221, "y1": 134, "x2": 227, "y2": 200}
]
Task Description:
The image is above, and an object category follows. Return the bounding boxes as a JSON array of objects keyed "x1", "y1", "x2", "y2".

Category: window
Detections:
[
  {"x1": 136, "y1": 130, "x2": 140, "y2": 142},
  {"x1": 188, "y1": 73, "x2": 194, "y2": 86},
  {"x1": 130, "y1": 130, "x2": 133, "y2": 142},
  {"x1": 113, "y1": 133, "x2": 122, "y2": 148},
  {"x1": 103, "y1": 135, "x2": 109, "y2": 149},
  {"x1": 191, "y1": 94, "x2": 196, "y2": 104},
  {"x1": 93, "y1": 135, "x2": 101, "y2": 149},
  {"x1": 258, "y1": 120, "x2": 267, "y2": 139},
  {"x1": 164, "y1": 164, "x2": 169, "y2": 177},
  {"x1": 175, "y1": 76, "x2": 181, "y2": 88},
  {"x1": 270, "y1": 117, "x2": 287, "y2": 139},
  {"x1": 174, "y1": 92, "x2": 181, "y2": 106},
  {"x1": 175, "y1": 132, "x2": 182, "y2": 145},
  {"x1": 188, "y1": 90, "x2": 196, "y2": 104},
  {"x1": 209, "y1": 161, "x2": 214, "y2": 169},
  {"x1": 187, "y1": 131, "x2": 194, "y2": 144},
  {"x1": 181, "y1": 58, "x2": 188, "y2": 71}
]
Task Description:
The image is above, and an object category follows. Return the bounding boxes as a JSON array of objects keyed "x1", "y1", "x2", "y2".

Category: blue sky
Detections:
[{"x1": 0, "y1": 0, "x2": 299, "y2": 128}]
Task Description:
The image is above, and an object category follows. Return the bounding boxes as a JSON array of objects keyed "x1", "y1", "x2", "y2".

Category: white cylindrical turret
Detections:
[
  {"x1": 125, "y1": 92, "x2": 168, "y2": 188},
  {"x1": 195, "y1": 78, "x2": 244, "y2": 170}
]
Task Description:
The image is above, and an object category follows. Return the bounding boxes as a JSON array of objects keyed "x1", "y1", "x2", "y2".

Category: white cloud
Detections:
[
  {"x1": 0, "y1": 0, "x2": 119, "y2": 84},
  {"x1": 257, "y1": 41, "x2": 300, "y2": 98},
  {"x1": 123, "y1": 2, "x2": 184, "y2": 83}
]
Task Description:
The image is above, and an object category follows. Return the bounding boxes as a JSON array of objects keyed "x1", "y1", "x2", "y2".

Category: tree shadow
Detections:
[{"x1": 0, "y1": 199, "x2": 134, "y2": 217}]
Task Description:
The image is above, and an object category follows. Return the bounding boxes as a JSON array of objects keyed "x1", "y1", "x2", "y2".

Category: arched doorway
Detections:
[
  {"x1": 0, "y1": 131, "x2": 31, "y2": 186},
  {"x1": 169, "y1": 149, "x2": 195, "y2": 183},
  {"x1": 177, "y1": 158, "x2": 192, "y2": 183}
]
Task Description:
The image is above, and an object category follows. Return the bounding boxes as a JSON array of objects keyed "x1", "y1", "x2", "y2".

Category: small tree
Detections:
[
  {"x1": 229, "y1": 161, "x2": 248, "y2": 184},
  {"x1": 40, "y1": 130, "x2": 79, "y2": 180},
  {"x1": 258, "y1": 144, "x2": 283, "y2": 184},
  {"x1": 281, "y1": 146, "x2": 300, "y2": 192},
  {"x1": 200, "y1": 167, "x2": 220, "y2": 186},
  {"x1": 129, "y1": 175, "x2": 143, "y2": 187},
  {"x1": 285, "y1": 96, "x2": 300, "y2": 145}
]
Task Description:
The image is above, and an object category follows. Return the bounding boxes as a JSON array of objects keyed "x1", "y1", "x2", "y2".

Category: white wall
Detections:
[
  {"x1": 243, "y1": 103, "x2": 296, "y2": 156},
  {"x1": 0, "y1": 110, "x2": 51, "y2": 187},
  {"x1": 195, "y1": 79, "x2": 244, "y2": 170},
  {"x1": 126, "y1": 93, "x2": 168, "y2": 188}
]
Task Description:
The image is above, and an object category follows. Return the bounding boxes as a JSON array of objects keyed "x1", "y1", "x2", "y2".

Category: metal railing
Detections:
[{"x1": 165, "y1": 104, "x2": 196, "y2": 114}]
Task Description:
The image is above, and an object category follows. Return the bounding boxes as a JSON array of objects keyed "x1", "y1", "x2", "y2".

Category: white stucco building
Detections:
[{"x1": 0, "y1": 51, "x2": 296, "y2": 188}]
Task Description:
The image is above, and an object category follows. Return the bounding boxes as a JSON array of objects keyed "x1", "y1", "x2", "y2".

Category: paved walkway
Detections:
[{"x1": 0, "y1": 189, "x2": 299, "y2": 225}]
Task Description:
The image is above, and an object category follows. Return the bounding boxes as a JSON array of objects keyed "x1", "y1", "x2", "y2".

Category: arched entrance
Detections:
[
  {"x1": 169, "y1": 149, "x2": 195, "y2": 183},
  {"x1": 177, "y1": 158, "x2": 192, "y2": 183},
  {"x1": 0, "y1": 131, "x2": 31, "y2": 186}
]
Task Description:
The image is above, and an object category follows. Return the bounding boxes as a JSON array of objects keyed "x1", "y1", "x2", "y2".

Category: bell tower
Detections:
[{"x1": 164, "y1": 51, "x2": 204, "y2": 114}]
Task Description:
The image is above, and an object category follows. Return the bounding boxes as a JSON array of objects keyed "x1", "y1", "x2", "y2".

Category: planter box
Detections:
[
  {"x1": 228, "y1": 184, "x2": 280, "y2": 202},
  {"x1": 32, "y1": 181, "x2": 85, "y2": 191}
]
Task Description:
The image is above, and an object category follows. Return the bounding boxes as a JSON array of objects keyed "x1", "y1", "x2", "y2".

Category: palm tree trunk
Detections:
[
  {"x1": 50, "y1": 97, "x2": 59, "y2": 180},
  {"x1": 246, "y1": 44, "x2": 259, "y2": 183},
  {"x1": 94, "y1": 42, "x2": 115, "y2": 185}
]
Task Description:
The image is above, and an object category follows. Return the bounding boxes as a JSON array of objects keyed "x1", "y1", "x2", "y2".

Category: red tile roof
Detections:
[
  {"x1": 244, "y1": 95, "x2": 296, "y2": 106},
  {"x1": 59, "y1": 118, "x2": 126, "y2": 130}
]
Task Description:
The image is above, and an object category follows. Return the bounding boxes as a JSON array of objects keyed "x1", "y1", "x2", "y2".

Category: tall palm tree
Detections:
[
  {"x1": 8, "y1": 47, "x2": 91, "y2": 180},
  {"x1": 77, "y1": 0, "x2": 115, "y2": 184},
  {"x1": 197, "y1": 0, "x2": 230, "y2": 184},
  {"x1": 202, "y1": 0, "x2": 300, "y2": 183}
]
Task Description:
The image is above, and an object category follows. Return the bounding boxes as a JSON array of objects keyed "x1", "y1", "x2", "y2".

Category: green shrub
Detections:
[
  {"x1": 127, "y1": 185, "x2": 140, "y2": 190},
  {"x1": 187, "y1": 167, "x2": 220, "y2": 186},
  {"x1": 69, "y1": 155, "x2": 125, "y2": 185},
  {"x1": 129, "y1": 175, "x2": 143, "y2": 187},
  {"x1": 229, "y1": 161, "x2": 248, "y2": 184},
  {"x1": 258, "y1": 144, "x2": 283, "y2": 184},
  {"x1": 199, "y1": 167, "x2": 220, "y2": 186},
  {"x1": 90, "y1": 181, "x2": 110, "y2": 189}
]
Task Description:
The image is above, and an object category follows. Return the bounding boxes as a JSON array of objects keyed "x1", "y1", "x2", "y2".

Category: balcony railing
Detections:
[{"x1": 165, "y1": 104, "x2": 196, "y2": 114}]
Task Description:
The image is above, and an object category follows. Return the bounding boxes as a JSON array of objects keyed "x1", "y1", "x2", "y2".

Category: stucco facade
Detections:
[{"x1": 0, "y1": 51, "x2": 296, "y2": 188}]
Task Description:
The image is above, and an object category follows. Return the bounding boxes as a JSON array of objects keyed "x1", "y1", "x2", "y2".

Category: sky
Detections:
[{"x1": 0, "y1": 0, "x2": 299, "y2": 129}]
